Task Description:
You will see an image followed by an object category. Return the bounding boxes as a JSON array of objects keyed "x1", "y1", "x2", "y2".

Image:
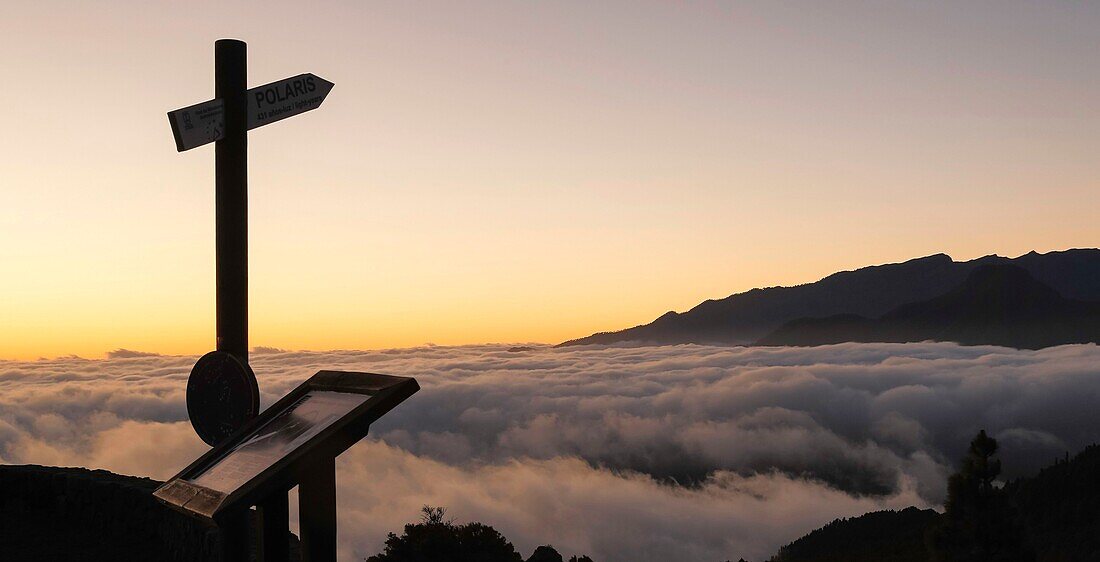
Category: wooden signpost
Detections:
[
  {"x1": 167, "y1": 39, "x2": 334, "y2": 447},
  {"x1": 161, "y1": 40, "x2": 415, "y2": 562}
]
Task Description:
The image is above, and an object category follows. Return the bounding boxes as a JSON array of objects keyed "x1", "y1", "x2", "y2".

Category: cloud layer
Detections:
[{"x1": 2, "y1": 342, "x2": 1098, "y2": 561}]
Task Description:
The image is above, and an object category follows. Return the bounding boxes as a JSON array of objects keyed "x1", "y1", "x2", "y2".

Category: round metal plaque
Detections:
[{"x1": 187, "y1": 350, "x2": 260, "y2": 446}]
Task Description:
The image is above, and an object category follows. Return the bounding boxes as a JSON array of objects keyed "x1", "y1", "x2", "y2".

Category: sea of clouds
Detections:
[{"x1": 2, "y1": 342, "x2": 1099, "y2": 561}]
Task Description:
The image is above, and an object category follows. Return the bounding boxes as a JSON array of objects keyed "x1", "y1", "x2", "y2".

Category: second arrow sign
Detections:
[{"x1": 168, "y1": 73, "x2": 335, "y2": 152}]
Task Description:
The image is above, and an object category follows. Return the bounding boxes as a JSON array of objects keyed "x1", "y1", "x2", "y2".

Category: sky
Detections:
[{"x1": 2, "y1": 1, "x2": 1099, "y2": 359}]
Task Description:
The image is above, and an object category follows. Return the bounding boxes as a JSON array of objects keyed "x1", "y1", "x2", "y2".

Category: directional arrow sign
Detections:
[{"x1": 168, "y1": 73, "x2": 334, "y2": 152}]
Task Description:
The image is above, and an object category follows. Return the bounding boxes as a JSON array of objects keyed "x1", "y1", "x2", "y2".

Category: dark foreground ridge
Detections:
[
  {"x1": 558, "y1": 249, "x2": 1100, "y2": 349},
  {"x1": 0, "y1": 464, "x2": 299, "y2": 562},
  {"x1": 0, "y1": 465, "x2": 594, "y2": 562},
  {"x1": 3, "y1": 440, "x2": 1097, "y2": 561},
  {"x1": 766, "y1": 440, "x2": 1100, "y2": 562},
  {"x1": 767, "y1": 507, "x2": 940, "y2": 562}
]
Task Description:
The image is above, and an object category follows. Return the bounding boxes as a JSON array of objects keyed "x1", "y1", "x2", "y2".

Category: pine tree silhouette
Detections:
[{"x1": 931, "y1": 430, "x2": 1034, "y2": 562}]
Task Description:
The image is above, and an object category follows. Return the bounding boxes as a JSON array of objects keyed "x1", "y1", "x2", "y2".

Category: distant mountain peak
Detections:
[
  {"x1": 761, "y1": 263, "x2": 1100, "y2": 350},
  {"x1": 954, "y1": 263, "x2": 1061, "y2": 301}
]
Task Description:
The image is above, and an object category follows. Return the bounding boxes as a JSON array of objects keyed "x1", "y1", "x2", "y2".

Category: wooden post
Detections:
[
  {"x1": 299, "y1": 457, "x2": 337, "y2": 562},
  {"x1": 258, "y1": 491, "x2": 290, "y2": 562},
  {"x1": 219, "y1": 509, "x2": 251, "y2": 562},
  {"x1": 214, "y1": 38, "x2": 249, "y2": 366}
]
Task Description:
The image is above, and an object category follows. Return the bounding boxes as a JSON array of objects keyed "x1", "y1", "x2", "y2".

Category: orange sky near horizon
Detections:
[{"x1": 2, "y1": 1, "x2": 1099, "y2": 360}]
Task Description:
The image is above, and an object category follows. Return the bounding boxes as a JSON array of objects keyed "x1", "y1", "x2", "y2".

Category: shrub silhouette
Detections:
[
  {"x1": 525, "y1": 546, "x2": 596, "y2": 562},
  {"x1": 365, "y1": 505, "x2": 523, "y2": 562},
  {"x1": 527, "y1": 545, "x2": 563, "y2": 562},
  {"x1": 365, "y1": 506, "x2": 599, "y2": 562}
]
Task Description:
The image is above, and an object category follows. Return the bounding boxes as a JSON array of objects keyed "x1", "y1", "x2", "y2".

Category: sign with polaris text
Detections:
[{"x1": 168, "y1": 73, "x2": 334, "y2": 152}]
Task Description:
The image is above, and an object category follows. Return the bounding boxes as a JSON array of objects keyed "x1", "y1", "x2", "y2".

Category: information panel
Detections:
[
  {"x1": 155, "y1": 370, "x2": 418, "y2": 522},
  {"x1": 190, "y1": 391, "x2": 368, "y2": 494}
]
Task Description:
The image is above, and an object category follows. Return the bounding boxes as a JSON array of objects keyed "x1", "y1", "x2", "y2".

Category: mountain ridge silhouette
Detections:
[
  {"x1": 558, "y1": 249, "x2": 1100, "y2": 348},
  {"x1": 756, "y1": 264, "x2": 1100, "y2": 349}
]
